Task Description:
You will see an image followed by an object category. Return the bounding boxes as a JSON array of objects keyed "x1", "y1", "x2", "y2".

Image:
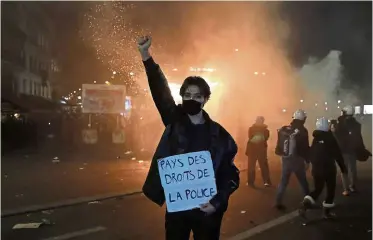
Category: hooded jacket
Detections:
[
  {"x1": 335, "y1": 115, "x2": 364, "y2": 155},
  {"x1": 290, "y1": 119, "x2": 310, "y2": 162},
  {"x1": 245, "y1": 123, "x2": 269, "y2": 155},
  {"x1": 309, "y1": 130, "x2": 347, "y2": 176},
  {"x1": 141, "y1": 57, "x2": 240, "y2": 213}
]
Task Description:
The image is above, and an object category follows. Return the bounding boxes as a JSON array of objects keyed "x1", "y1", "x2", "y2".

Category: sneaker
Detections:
[
  {"x1": 264, "y1": 183, "x2": 272, "y2": 187},
  {"x1": 349, "y1": 187, "x2": 357, "y2": 193},
  {"x1": 342, "y1": 190, "x2": 350, "y2": 196},
  {"x1": 302, "y1": 198, "x2": 313, "y2": 209},
  {"x1": 275, "y1": 204, "x2": 287, "y2": 211},
  {"x1": 246, "y1": 182, "x2": 255, "y2": 188},
  {"x1": 323, "y1": 209, "x2": 337, "y2": 219}
]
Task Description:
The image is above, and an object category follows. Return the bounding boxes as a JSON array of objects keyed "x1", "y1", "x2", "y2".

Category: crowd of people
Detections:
[
  {"x1": 245, "y1": 106, "x2": 370, "y2": 219},
  {"x1": 137, "y1": 36, "x2": 371, "y2": 240}
]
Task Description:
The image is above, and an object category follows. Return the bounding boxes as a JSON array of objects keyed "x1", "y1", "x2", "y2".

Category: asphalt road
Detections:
[
  {"x1": 244, "y1": 171, "x2": 372, "y2": 240},
  {"x1": 2, "y1": 161, "x2": 371, "y2": 240}
]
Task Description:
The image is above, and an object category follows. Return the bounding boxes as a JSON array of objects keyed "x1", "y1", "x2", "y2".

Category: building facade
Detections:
[{"x1": 1, "y1": 2, "x2": 60, "y2": 104}]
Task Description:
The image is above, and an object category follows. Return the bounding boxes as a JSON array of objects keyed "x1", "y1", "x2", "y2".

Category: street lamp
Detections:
[
  {"x1": 130, "y1": 72, "x2": 134, "y2": 76},
  {"x1": 300, "y1": 99, "x2": 304, "y2": 103},
  {"x1": 93, "y1": 81, "x2": 96, "y2": 84},
  {"x1": 105, "y1": 81, "x2": 110, "y2": 85},
  {"x1": 113, "y1": 71, "x2": 117, "y2": 75},
  {"x1": 254, "y1": 72, "x2": 258, "y2": 75}
]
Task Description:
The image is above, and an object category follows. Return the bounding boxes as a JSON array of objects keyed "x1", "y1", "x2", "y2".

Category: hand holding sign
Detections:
[{"x1": 157, "y1": 151, "x2": 217, "y2": 213}]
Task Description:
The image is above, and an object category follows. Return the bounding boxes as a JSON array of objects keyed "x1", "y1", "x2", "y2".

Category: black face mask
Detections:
[{"x1": 182, "y1": 99, "x2": 203, "y2": 115}]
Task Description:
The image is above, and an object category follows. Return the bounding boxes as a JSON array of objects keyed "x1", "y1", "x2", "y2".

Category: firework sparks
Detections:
[{"x1": 80, "y1": 2, "x2": 153, "y2": 91}]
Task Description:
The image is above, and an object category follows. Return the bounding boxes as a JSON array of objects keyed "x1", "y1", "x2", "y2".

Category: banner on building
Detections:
[
  {"x1": 82, "y1": 129, "x2": 98, "y2": 144},
  {"x1": 112, "y1": 129, "x2": 125, "y2": 144},
  {"x1": 157, "y1": 151, "x2": 217, "y2": 213},
  {"x1": 82, "y1": 84, "x2": 126, "y2": 114}
]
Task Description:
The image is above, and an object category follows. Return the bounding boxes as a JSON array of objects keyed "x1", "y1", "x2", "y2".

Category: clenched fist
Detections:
[{"x1": 137, "y1": 36, "x2": 152, "y2": 61}]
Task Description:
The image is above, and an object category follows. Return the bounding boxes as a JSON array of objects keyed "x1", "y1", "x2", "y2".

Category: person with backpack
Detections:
[
  {"x1": 335, "y1": 105, "x2": 365, "y2": 196},
  {"x1": 138, "y1": 36, "x2": 240, "y2": 240},
  {"x1": 300, "y1": 117, "x2": 347, "y2": 219},
  {"x1": 274, "y1": 109, "x2": 310, "y2": 210},
  {"x1": 245, "y1": 116, "x2": 272, "y2": 187}
]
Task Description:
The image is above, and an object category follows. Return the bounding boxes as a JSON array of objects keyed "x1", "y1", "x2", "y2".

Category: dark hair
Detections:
[{"x1": 179, "y1": 76, "x2": 211, "y2": 100}]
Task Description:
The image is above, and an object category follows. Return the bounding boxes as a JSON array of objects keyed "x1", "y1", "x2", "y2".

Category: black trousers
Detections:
[
  {"x1": 310, "y1": 172, "x2": 336, "y2": 205},
  {"x1": 247, "y1": 148, "x2": 271, "y2": 185},
  {"x1": 165, "y1": 209, "x2": 224, "y2": 240}
]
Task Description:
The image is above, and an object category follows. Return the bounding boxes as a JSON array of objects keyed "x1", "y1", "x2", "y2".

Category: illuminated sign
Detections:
[{"x1": 363, "y1": 105, "x2": 373, "y2": 115}]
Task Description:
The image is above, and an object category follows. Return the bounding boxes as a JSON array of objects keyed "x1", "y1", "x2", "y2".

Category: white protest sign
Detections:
[{"x1": 157, "y1": 151, "x2": 217, "y2": 213}]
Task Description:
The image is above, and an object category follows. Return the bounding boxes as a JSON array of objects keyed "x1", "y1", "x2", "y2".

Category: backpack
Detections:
[{"x1": 275, "y1": 126, "x2": 299, "y2": 157}]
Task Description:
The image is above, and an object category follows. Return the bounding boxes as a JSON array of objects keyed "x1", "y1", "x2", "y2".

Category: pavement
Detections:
[
  {"x1": 237, "y1": 165, "x2": 372, "y2": 240},
  {"x1": 2, "y1": 161, "x2": 371, "y2": 240},
  {"x1": 0, "y1": 149, "x2": 252, "y2": 216},
  {"x1": 1, "y1": 151, "x2": 150, "y2": 214}
]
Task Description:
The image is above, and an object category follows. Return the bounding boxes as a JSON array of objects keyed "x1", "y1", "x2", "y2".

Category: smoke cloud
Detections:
[{"x1": 79, "y1": 2, "x2": 369, "y2": 152}]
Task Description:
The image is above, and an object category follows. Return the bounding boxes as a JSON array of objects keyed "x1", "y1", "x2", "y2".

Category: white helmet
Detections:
[
  {"x1": 342, "y1": 105, "x2": 354, "y2": 115},
  {"x1": 293, "y1": 109, "x2": 307, "y2": 120},
  {"x1": 316, "y1": 117, "x2": 329, "y2": 132}
]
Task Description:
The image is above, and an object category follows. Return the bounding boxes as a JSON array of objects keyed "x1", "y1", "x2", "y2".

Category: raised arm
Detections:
[{"x1": 137, "y1": 36, "x2": 177, "y2": 126}]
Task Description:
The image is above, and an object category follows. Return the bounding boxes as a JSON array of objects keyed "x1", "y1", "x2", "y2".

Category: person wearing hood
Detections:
[
  {"x1": 138, "y1": 36, "x2": 240, "y2": 240},
  {"x1": 245, "y1": 116, "x2": 271, "y2": 187},
  {"x1": 301, "y1": 117, "x2": 347, "y2": 219},
  {"x1": 335, "y1": 105, "x2": 364, "y2": 196},
  {"x1": 274, "y1": 109, "x2": 310, "y2": 210}
]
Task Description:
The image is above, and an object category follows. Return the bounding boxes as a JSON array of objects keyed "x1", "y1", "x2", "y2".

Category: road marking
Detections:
[
  {"x1": 228, "y1": 210, "x2": 298, "y2": 240},
  {"x1": 42, "y1": 226, "x2": 107, "y2": 240},
  {"x1": 2, "y1": 191, "x2": 142, "y2": 218}
]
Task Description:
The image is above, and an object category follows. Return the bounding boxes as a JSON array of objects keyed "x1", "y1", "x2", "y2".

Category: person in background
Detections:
[
  {"x1": 335, "y1": 105, "x2": 364, "y2": 196},
  {"x1": 274, "y1": 109, "x2": 310, "y2": 211},
  {"x1": 301, "y1": 117, "x2": 347, "y2": 219},
  {"x1": 245, "y1": 116, "x2": 271, "y2": 187},
  {"x1": 138, "y1": 36, "x2": 240, "y2": 240}
]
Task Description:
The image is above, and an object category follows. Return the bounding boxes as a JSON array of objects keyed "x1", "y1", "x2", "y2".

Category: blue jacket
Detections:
[{"x1": 141, "y1": 57, "x2": 240, "y2": 212}]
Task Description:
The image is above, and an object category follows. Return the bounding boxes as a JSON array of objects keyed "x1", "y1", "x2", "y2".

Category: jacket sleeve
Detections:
[
  {"x1": 356, "y1": 123, "x2": 365, "y2": 151},
  {"x1": 143, "y1": 57, "x2": 177, "y2": 126},
  {"x1": 209, "y1": 136, "x2": 240, "y2": 211},
  {"x1": 298, "y1": 129, "x2": 310, "y2": 163},
  {"x1": 264, "y1": 128, "x2": 270, "y2": 141},
  {"x1": 331, "y1": 136, "x2": 347, "y2": 173},
  {"x1": 248, "y1": 127, "x2": 253, "y2": 139}
]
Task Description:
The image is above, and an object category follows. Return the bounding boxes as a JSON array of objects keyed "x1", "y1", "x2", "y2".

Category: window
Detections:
[
  {"x1": 28, "y1": 56, "x2": 32, "y2": 71},
  {"x1": 35, "y1": 59, "x2": 39, "y2": 72},
  {"x1": 29, "y1": 80, "x2": 33, "y2": 95},
  {"x1": 36, "y1": 83, "x2": 40, "y2": 96},
  {"x1": 23, "y1": 79, "x2": 27, "y2": 94}
]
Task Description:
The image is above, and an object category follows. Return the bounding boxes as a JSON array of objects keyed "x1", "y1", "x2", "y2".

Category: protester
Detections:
[
  {"x1": 335, "y1": 105, "x2": 365, "y2": 195},
  {"x1": 274, "y1": 109, "x2": 310, "y2": 210},
  {"x1": 245, "y1": 116, "x2": 272, "y2": 187},
  {"x1": 138, "y1": 36, "x2": 240, "y2": 240},
  {"x1": 301, "y1": 117, "x2": 347, "y2": 219}
]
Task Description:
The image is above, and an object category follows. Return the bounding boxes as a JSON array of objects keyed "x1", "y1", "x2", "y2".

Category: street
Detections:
[
  {"x1": 1, "y1": 150, "x2": 249, "y2": 214},
  {"x1": 2, "y1": 161, "x2": 371, "y2": 240}
]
